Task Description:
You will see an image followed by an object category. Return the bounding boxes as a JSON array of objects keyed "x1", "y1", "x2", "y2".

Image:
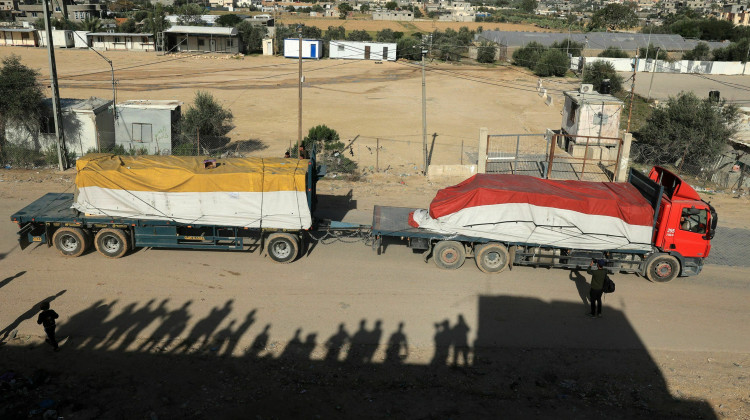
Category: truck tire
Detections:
[
  {"x1": 646, "y1": 255, "x2": 680, "y2": 283},
  {"x1": 433, "y1": 240, "x2": 466, "y2": 270},
  {"x1": 95, "y1": 228, "x2": 130, "y2": 259},
  {"x1": 267, "y1": 233, "x2": 299, "y2": 263},
  {"x1": 52, "y1": 227, "x2": 88, "y2": 257},
  {"x1": 475, "y1": 242, "x2": 509, "y2": 274}
]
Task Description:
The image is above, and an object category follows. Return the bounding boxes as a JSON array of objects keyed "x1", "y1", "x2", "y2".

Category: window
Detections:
[
  {"x1": 132, "y1": 123, "x2": 153, "y2": 143},
  {"x1": 114, "y1": 37, "x2": 121, "y2": 43},
  {"x1": 568, "y1": 101, "x2": 578, "y2": 125},
  {"x1": 227, "y1": 39, "x2": 233, "y2": 47},
  {"x1": 98, "y1": 36, "x2": 103, "y2": 43},
  {"x1": 198, "y1": 39, "x2": 205, "y2": 47},
  {"x1": 21, "y1": 32, "x2": 29, "y2": 39},
  {"x1": 338, "y1": 45, "x2": 345, "y2": 51},
  {"x1": 680, "y1": 208, "x2": 707, "y2": 234},
  {"x1": 31, "y1": 12, "x2": 37, "y2": 17}
]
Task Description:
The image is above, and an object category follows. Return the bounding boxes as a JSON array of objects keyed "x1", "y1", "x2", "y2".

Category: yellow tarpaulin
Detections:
[{"x1": 76, "y1": 154, "x2": 309, "y2": 193}]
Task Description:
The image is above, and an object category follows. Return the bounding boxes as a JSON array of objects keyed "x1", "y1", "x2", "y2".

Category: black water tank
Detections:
[
  {"x1": 600, "y1": 79, "x2": 612, "y2": 94},
  {"x1": 709, "y1": 90, "x2": 720, "y2": 102}
]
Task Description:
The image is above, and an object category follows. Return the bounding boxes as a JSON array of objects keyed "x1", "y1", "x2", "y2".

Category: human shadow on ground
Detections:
[
  {"x1": 0, "y1": 289, "x2": 65, "y2": 343},
  {"x1": 0, "y1": 295, "x2": 717, "y2": 419},
  {"x1": 569, "y1": 269, "x2": 591, "y2": 308},
  {"x1": 0, "y1": 271, "x2": 25, "y2": 290}
]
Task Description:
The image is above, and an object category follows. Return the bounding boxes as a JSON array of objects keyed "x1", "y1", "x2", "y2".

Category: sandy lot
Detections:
[
  {"x1": 0, "y1": 46, "x2": 568, "y2": 167},
  {"x1": 278, "y1": 17, "x2": 556, "y2": 34}
]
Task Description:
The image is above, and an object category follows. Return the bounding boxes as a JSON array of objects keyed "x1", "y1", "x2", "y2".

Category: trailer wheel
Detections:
[
  {"x1": 646, "y1": 255, "x2": 680, "y2": 283},
  {"x1": 433, "y1": 240, "x2": 466, "y2": 270},
  {"x1": 475, "y1": 242, "x2": 509, "y2": 274},
  {"x1": 52, "y1": 227, "x2": 88, "y2": 257},
  {"x1": 95, "y1": 228, "x2": 130, "y2": 259},
  {"x1": 267, "y1": 233, "x2": 299, "y2": 264}
]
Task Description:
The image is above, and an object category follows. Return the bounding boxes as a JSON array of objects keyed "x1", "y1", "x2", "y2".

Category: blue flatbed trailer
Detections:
[{"x1": 11, "y1": 192, "x2": 307, "y2": 263}]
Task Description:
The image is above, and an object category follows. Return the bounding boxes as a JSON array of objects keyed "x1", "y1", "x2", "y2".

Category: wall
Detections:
[
  {"x1": 174, "y1": 35, "x2": 239, "y2": 54},
  {"x1": 90, "y1": 35, "x2": 155, "y2": 52},
  {"x1": 329, "y1": 41, "x2": 397, "y2": 61},
  {"x1": 115, "y1": 108, "x2": 174, "y2": 154},
  {"x1": 284, "y1": 39, "x2": 322, "y2": 59},
  {"x1": 562, "y1": 97, "x2": 622, "y2": 142},
  {"x1": 5, "y1": 110, "x2": 108, "y2": 156},
  {"x1": 37, "y1": 30, "x2": 74, "y2": 48},
  {"x1": 73, "y1": 31, "x2": 89, "y2": 48},
  {"x1": 0, "y1": 31, "x2": 37, "y2": 47},
  {"x1": 577, "y1": 56, "x2": 750, "y2": 75}
]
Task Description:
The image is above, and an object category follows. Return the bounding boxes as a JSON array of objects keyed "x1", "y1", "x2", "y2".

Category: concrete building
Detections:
[
  {"x1": 560, "y1": 89, "x2": 623, "y2": 160},
  {"x1": 5, "y1": 97, "x2": 114, "y2": 157},
  {"x1": 372, "y1": 10, "x2": 414, "y2": 21},
  {"x1": 0, "y1": 27, "x2": 38, "y2": 47},
  {"x1": 114, "y1": 100, "x2": 182, "y2": 155},
  {"x1": 721, "y1": 4, "x2": 750, "y2": 26},
  {"x1": 37, "y1": 29, "x2": 74, "y2": 48},
  {"x1": 15, "y1": 3, "x2": 105, "y2": 23},
  {"x1": 87, "y1": 33, "x2": 155, "y2": 51},
  {"x1": 164, "y1": 25, "x2": 240, "y2": 53},
  {"x1": 329, "y1": 40, "x2": 396, "y2": 61},
  {"x1": 283, "y1": 38, "x2": 322, "y2": 59}
]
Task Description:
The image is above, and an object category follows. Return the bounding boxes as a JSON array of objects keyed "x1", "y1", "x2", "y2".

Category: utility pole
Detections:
[
  {"x1": 42, "y1": 0, "x2": 66, "y2": 171},
  {"x1": 297, "y1": 25, "x2": 303, "y2": 151},
  {"x1": 421, "y1": 36, "x2": 428, "y2": 174},
  {"x1": 647, "y1": 47, "x2": 660, "y2": 102},
  {"x1": 626, "y1": 52, "x2": 638, "y2": 133}
]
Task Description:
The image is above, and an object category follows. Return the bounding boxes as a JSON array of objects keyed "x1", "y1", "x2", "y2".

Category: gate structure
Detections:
[{"x1": 484, "y1": 132, "x2": 623, "y2": 182}]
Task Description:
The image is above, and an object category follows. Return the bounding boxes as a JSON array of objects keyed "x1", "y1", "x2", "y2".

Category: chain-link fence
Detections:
[{"x1": 0, "y1": 133, "x2": 478, "y2": 176}]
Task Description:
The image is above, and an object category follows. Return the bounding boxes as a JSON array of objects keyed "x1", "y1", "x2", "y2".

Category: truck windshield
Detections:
[{"x1": 680, "y1": 208, "x2": 708, "y2": 234}]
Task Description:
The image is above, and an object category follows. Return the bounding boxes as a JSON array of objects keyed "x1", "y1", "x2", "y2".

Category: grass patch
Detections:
[{"x1": 615, "y1": 91, "x2": 651, "y2": 133}]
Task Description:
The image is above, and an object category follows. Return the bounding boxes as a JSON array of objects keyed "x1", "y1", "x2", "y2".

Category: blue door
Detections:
[{"x1": 310, "y1": 43, "x2": 317, "y2": 58}]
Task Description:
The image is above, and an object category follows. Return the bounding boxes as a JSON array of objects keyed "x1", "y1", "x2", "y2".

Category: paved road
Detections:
[{"x1": 618, "y1": 72, "x2": 750, "y2": 104}]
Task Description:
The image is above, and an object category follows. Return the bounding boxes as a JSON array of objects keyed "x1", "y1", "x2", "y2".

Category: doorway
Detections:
[{"x1": 364, "y1": 45, "x2": 371, "y2": 60}]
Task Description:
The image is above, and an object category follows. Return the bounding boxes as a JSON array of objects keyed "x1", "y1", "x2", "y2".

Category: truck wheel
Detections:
[
  {"x1": 646, "y1": 255, "x2": 680, "y2": 283},
  {"x1": 52, "y1": 227, "x2": 88, "y2": 257},
  {"x1": 475, "y1": 242, "x2": 509, "y2": 274},
  {"x1": 433, "y1": 240, "x2": 466, "y2": 270},
  {"x1": 267, "y1": 233, "x2": 299, "y2": 263},
  {"x1": 95, "y1": 228, "x2": 130, "y2": 259}
]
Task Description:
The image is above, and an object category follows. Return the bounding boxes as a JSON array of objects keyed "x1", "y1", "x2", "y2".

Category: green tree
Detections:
[
  {"x1": 376, "y1": 28, "x2": 397, "y2": 43},
  {"x1": 519, "y1": 0, "x2": 537, "y2": 13},
  {"x1": 0, "y1": 56, "x2": 45, "y2": 161},
  {"x1": 312, "y1": 5, "x2": 324, "y2": 12},
  {"x1": 301, "y1": 125, "x2": 357, "y2": 173},
  {"x1": 338, "y1": 3, "x2": 353, "y2": 14},
  {"x1": 181, "y1": 91, "x2": 233, "y2": 139},
  {"x1": 176, "y1": 3, "x2": 206, "y2": 25},
  {"x1": 385, "y1": 1, "x2": 398, "y2": 10},
  {"x1": 347, "y1": 29, "x2": 372, "y2": 41},
  {"x1": 637, "y1": 92, "x2": 738, "y2": 169},
  {"x1": 360, "y1": 4, "x2": 370, "y2": 12},
  {"x1": 589, "y1": 3, "x2": 638, "y2": 30},
  {"x1": 397, "y1": 36, "x2": 422, "y2": 60},
  {"x1": 324, "y1": 25, "x2": 346, "y2": 40},
  {"x1": 413, "y1": 8, "x2": 422, "y2": 18},
  {"x1": 597, "y1": 46, "x2": 629, "y2": 58},
  {"x1": 144, "y1": 3, "x2": 171, "y2": 46},
  {"x1": 477, "y1": 41, "x2": 497, "y2": 63},
  {"x1": 550, "y1": 39, "x2": 585, "y2": 56},
  {"x1": 682, "y1": 42, "x2": 711, "y2": 61},
  {"x1": 237, "y1": 21, "x2": 267, "y2": 54},
  {"x1": 118, "y1": 19, "x2": 137, "y2": 33},
  {"x1": 712, "y1": 39, "x2": 750, "y2": 61},
  {"x1": 638, "y1": 43, "x2": 669, "y2": 60},
  {"x1": 511, "y1": 41, "x2": 546, "y2": 70},
  {"x1": 80, "y1": 17, "x2": 103, "y2": 32},
  {"x1": 533, "y1": 49, "x2": 569, "y2": 77},
  {"x1": 582, "y1": 61, "x2": 624, "y2": 93},
  {"x1": 216, "y1": 14, "x2": 243, "y2": 27}
]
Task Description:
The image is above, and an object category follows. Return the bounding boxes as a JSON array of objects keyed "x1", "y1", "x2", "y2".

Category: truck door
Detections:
[{"x1": 665, "y1": 205, "x2": 711, "y2": 258}]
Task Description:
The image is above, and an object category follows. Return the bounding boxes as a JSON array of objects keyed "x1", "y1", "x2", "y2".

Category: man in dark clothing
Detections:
[
  {"x1": 587, "y1": 259, "x2": 608, "y2": 318},
  {"x1": 37, "y1": 302, "x2": 59, "y2": 351},
  {"x1": 298, "y1": 145, "x2": 309, "y2": 159}
]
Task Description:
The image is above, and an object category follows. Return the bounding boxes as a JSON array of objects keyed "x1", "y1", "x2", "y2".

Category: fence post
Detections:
[
  {"x1": 460, "y1": 140, "x2": 464, "y2": 165},
  {"x1": 196, "y1": 128, "x2": 200, "y2": 155},
  {"x1": 615, "y1": 133, "x2": 632, "y2": 182},
  {"x1": 478, "y1": 127, "x2": 488, "y2": 173},
  {"x1": 545, "y1": 133, "x2": 557, "y2": 179},
  {"x1": 376, "y1": 138, "x2": 379, "y2": 171}
]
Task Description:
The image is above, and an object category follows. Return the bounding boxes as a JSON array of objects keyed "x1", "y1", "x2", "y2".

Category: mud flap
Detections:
[
  {"x1": 422, "y1": 241, "x2": 433, "y2": 263},
  {"x1": 508, "y1": 245, "x2": 517, "y2": 271}
]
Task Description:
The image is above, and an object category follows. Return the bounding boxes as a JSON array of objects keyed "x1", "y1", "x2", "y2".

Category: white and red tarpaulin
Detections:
[{"x1": 408, "y1": 174, "x2": 655, "y2": 251}]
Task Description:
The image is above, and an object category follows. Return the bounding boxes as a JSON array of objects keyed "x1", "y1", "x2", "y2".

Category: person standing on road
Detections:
[
  {"x1": 587, "y1": 259, "x2": 607, "y2": 318},
  {"x1": 37, "y1": 301, "x2": 60, "y2": 351}
]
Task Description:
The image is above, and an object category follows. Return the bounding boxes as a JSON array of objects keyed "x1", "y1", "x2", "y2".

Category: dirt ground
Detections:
[
  {"x1": 0, "y1": 169, "x2": 749, "y2": 419},
  {"x1": 277, "y1": 17, "x2": 555, "y2": 34},
  {"x1": 0, "y1": 46, "x2": 570, "y2": 166}
]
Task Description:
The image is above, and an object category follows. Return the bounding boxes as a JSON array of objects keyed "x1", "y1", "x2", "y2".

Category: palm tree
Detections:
[{"x1": 81, "y1": 17, "x2": 103, "y2": 33}]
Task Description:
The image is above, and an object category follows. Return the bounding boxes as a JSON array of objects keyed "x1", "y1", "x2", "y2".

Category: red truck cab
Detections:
[{"x1": 647, "y1": 167, "x2": 717, "y2": 280}]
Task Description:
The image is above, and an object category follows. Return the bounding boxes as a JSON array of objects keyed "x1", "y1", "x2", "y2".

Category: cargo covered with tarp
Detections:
[
  {"x1": 409, "y1": 174, "x2": 655, "y2": 251},
  {"x1": 73, "y1": 154, "x2": 312, "y2": 229}
]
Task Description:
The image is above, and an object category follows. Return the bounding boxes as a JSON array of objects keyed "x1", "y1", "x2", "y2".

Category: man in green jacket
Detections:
[{"x1": 587, "y1": 259, "x2": 607, "y2": 318}]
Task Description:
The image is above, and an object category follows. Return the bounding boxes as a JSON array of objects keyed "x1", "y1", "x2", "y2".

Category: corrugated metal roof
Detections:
[
  {"x1": 117, "y1": 100, "x2": 182, "y2": 110},
  {"x1": 165, "y1": 25, "x2": 237, "y2": 36},
  {"x1": 0, "y1": 28, "x2": 36, "y2": 33},
  {"x1": 87, "y1": 32, "x2": 153, "y2": 37},
  {"x1": 477, "y1": 31, "x2": 729, "y2": 51}
]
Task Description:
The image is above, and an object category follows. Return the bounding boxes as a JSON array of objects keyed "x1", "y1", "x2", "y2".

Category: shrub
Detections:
[
  {"x1": 598, "y1": 47, "x2": 629, "y2": 58},
  {"x1": 512, "y1": 41, "x2": 546, "y2": 70},
  {"x1": 582, "y1": 61, "x2": 624, "y2": 93},
  {"x1": 534, "y1": 49, "x2": 569, "y2": 77}
]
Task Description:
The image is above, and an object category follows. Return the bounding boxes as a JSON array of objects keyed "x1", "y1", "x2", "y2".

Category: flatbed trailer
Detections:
[{"x1": 11, "y1": 192, "x2": 305, "y2": 263}]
